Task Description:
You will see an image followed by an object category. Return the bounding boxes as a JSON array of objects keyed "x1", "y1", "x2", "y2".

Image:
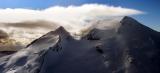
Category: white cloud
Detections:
[
  {"x1": 0, "y1": 4, "x2": 143, "y2": 24},
  {"x1": 0, "y1": 4, "x2": 144, "y2": 31},
  {"x1": 0, "y1": 4, "x2": 144, "y2": 44}
]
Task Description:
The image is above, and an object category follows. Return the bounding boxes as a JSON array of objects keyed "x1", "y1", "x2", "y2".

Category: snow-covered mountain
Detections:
[{"x1": 0, "y1": 16, "x2": 160, "y2": 73}]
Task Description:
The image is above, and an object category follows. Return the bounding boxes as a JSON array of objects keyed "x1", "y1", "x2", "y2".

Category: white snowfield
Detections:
[{"x1": 0, "y1": 16, "x2": 160, "y2": 73}]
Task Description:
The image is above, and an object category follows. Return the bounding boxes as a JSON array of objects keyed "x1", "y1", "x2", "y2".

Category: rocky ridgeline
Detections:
[{"x1": 0, "y1": 16, "x2": 160, "y2": 73}]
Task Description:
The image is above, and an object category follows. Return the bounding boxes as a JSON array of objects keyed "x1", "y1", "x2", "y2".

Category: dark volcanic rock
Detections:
[
  {"x1": 0, "y1": 16, "x2": 160, "y2": 73},
  {"x1": 0, "y1": 51, "x2": 16, "y2": 57}
]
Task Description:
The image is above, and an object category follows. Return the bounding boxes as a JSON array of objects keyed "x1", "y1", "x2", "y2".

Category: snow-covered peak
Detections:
[{"x1": 0, "y1": 16, "x2": 160, "y2": 73}]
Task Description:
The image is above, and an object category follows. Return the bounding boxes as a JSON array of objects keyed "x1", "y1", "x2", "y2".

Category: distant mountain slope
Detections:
[{"x1": 0, "y1": 16, "x2": 160, "y2": 73}]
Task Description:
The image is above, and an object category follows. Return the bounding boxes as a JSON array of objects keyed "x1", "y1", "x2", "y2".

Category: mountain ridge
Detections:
[{"x1": 0, "y1": 16, "x2": 160, "y2": 73}]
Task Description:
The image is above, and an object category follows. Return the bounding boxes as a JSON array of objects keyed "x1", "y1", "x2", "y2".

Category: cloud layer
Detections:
[
  {"x1": 0, "y1": 4, "x2": 143, "y2": 24},
  {"x1": 0, "y1": 4, "x2": 144, "y2": 32},
  {"x1": 3, "y1": 20, "x2": 58, "y2": 29},
  {"x1": 0, "y1": 4, "x2": 144, "y2": 44}
]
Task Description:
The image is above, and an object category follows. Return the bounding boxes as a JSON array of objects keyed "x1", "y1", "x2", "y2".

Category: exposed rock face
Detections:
[
  {"x1": 0, "y1": 16, "x2": 160, "y2": 73},
  {"x1": 0, "y1": 51, "x2": 16, "y2": 57}
]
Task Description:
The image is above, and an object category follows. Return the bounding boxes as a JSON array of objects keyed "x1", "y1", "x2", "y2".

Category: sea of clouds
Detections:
[{"x1": 0, "y1": 4, "x2": 144, "y2": 44}]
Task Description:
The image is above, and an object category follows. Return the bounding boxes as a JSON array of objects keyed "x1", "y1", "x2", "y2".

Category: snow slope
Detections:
[{"x1": 0, "y1": 16, "x2": 160, "y2": 73}]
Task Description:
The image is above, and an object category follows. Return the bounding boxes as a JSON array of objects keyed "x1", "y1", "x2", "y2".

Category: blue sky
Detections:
[{"x1": 0, "y1": 0, "x2": 159, "y2": 31}]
